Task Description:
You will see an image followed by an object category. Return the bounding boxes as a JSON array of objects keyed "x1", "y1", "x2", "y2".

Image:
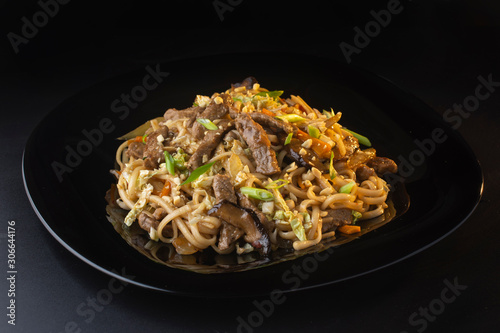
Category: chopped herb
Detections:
[
  {"x1": 339, "y1": 181, "x2": 356, "y2": 194},
  {"x1": 180, "y1": 161, "x2": 215, "y2": 186},
  {"x1": 196, "y1": 118, "x2": 219, "y2": 130},
  {"x1": 343, "y1": 128, "x2": 372, "y2": 147},
  {"x1": 284, "y1": 132, "x2": 293, "y2": 145},
  {"x1": 352, "y1": 210, "x2": 362, "y2": 224},
  {"x1": 193, "y1": 102, "x2": 199, "y2": 107},
  {"x1": 240, "y1": 187, "x2": 274, "y2": 201},
  {"x1": 275, "y1": 114, "x2": 306, "y2": 123},
  {"x1": 308, "y1": 125, "x2": 320, "y2": 139},
  {"x1": 265, "y1": 179, "x2": 289, "y2": 190},
  {"x1": 142, "y1": 134, "x2": 148, "y2": 143},
  {"x1": 164, "y1": 151, "x2": 175, "y2": 176},
  {"x1": 232, "y1": 96, "x2": 243, "y2": 103}
]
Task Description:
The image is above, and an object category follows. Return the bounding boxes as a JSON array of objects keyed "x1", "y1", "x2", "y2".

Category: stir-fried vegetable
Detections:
[
  {"x1": 124, "y1": 184, "x2": 153, "y2": 226},
  {"x1": 290, "y1": 218, "x2": 307, "y2": 241},
  {"x1": 343, "y1": 128, "x2": 372, "y2": 147},
  {"x1": 240, "y1": 187, "x2": 274, "y2": 201},
  {"x1": 164, "y1": 151, "x2": 175, "y2": 176},
  {"x1": 352, "y1": 210, "x2": 362, "y2": 224},
  {"x1": 308, "y1": 125, "x2": 320, "y2": 139},
  {"x1": 337, "y1": 225, "x2": 361, "y2": 234},
  {"x1": 181, "y1": 161, "x2": 216, "y2": 186},
  {"x1": 284, "y1": 132, "x2": 293, "y2": 145},
  {"x1": 339, "y1": 181, "x2": 356, "y2": 194},
  {"x1": 265, "y1": 179, "x2": 289, "y2": 189},
  {"x1": 196, "y1": 118, "x2": 219, "y2": 130},
  {"x1": 275, "y1": 114, "x2": 306, "y2": 123},
  {"x1": 296, "y1": 130, "x2": 332, "y2": 159},
  {"x1": 254, "y1": 90, "x2": 283, "y2": 99}
]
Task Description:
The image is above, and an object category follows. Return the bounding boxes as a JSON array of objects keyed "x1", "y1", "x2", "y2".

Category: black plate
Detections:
[{"x1": 23, "y1": 53, "x2": 483, "y2": 297}]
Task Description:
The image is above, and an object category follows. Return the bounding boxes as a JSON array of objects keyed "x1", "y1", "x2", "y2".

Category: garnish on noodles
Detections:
[{"x1": 107, "y1": 77, "x2": 398, "y2": 258}]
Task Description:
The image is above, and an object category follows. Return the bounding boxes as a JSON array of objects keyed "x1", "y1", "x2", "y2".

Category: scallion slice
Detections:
[
  {"x1": 343, "y1": 128, "x2": 372, "y2": 147},
  {"x1": 240, "y1": 187, "x2": 274, "y2": 201},
  {"x1": 339, "y1": 181, "x2": 356, "y2": 194},
  {"x1": 284, "y1": 132, "x2": 293, "y2": 145},
  {"x1": 164, "y1": 151, "x2": 175, "y2": 176},
  {"x1": 308, "y1": 125, "x2": 320, "y2": 139},
  {"x1": 352, "y1": 210, "x2": 362, "y2": 224},
  {"x1": 196, "y1": 118, "x2": 219, "y2": 130},
  {"x1": 180, "y1": 161, "x2": 215, "y2": 186}
]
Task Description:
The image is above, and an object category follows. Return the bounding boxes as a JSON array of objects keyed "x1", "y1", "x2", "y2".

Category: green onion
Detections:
[
  {"x1": 322, "y1": 110, "x2": 332, "y2": 118},
  {"x1": 164, "y1": 151, "x2": 175, "y2": 176},
  {"x1": 142, "y1": 134, "x2": 148, "y2": 143},
  {"x1": 180, "y1": 161, "x2": 215, "y2": 186},
  {"x1": 173, "y1": 150, "x2": 187, "y2": 171},
  {"x1": 265, "y1": 179, "x2": 289, "y2": 190},
  {"x1": 329, "y1": 151, "x2": 336, "y2": 180},
  {"x1": 339, "y1": 181, "x2": 356, "y2": 194},
  {"x1": 290, "y1": 218, "x2": 307, "y2": 241},
  {"x1": 240, "y1": 187, "x2": 274, "y2": 201},
  {"x1": 352, "y1": 210, "x2": 362, "y2": 224},
  {"x1": 308, "y1": 125, "x2": 320, "y2": 139},
  {"x1": 254, "y1": 90, "x2": 284, "y2": 99},
  {"x1": 343, "y1": 128, "x2": 372, "y2": 147},
  {"x1": 193, "y1": 102, "x2": 199, "y2": 107},
  {"x1": 232, "y1": 97, "x2": 243, "y2": 103},
  {"x1": 275, "y1": 114, "x2": 306, "y2": 123},
  {"x1": 284, "y1": 132, "x2": 293, "y2": 145},
  {"x1": 196, "y1": 118, "x2": 219, "y2": 130}
]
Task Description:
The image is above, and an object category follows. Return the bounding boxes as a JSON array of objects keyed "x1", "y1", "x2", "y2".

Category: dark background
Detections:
[{"x1": 1, "y1": 0, "x2": 499, "y2": 332}]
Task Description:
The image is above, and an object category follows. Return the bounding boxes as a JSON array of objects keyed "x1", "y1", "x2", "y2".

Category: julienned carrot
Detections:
[
  {"x1": 160, "y1": 180, "x2": 171, "y2": 197},
  {"x1": 296, "y1": 130, "x2": 332, "y2": 159},
  {"x1": 261, "y1": 108, "x2": 274, "y2": 117},
  {"x1": 338, "y1": 225, "x2": 361, "y2": 234}
]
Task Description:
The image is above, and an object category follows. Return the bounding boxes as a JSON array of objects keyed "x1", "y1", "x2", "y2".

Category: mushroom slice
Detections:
[{"x1": 208, "y1": 200, "x2": 271, "y2": 256}]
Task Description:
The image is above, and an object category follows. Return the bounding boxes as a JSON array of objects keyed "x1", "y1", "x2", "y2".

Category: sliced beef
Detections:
[
  {"x1": 143, "y1": 125, "x2": 169, "y2": 169},
  {"x1": 237, "y1": 192, "x2": 273, "y2": 233},
  {"x1": 322, "y1": 208, "x2": 353, "y2": 233},
  {"x1": 137, "y1": 210, "x2": 173, "y2": 238},
  {"x1": 235, "y1": 113, "x2": 280, "y2": 175},
  {"x1": 191, "y1": 94, "x2": 234, "y2": 140},
  {"x1": 218, "y1": 222, "x2": 245, "y2": 251},
  {"x1": 249, "y1": 112, "x2": 297, "y2": 135},
  {"x1": 126, "y1": 141, "x2": 144, "y2": 160},
  {"x1": 356, "y1": 164, "x2": 376, "y2": 182},
  {"x1": 163, "y1": 105, "x2": 204, "y2": 122},
  {"x1": 213, "y1": 174, "x2": 238, "y2": 204},
  {"x1": 232, "y1": 76, "x2": 258, "y2": 89},
  {"x1": 367, "y1": 157, "x2": 398, "y2": 175},
  {"x1": 187, "y1": 120, "x2": 234, "y2": 170},
  {"x1": 138, "y1": 211, "x2": 159, "y2": 232},
  {"x1": 343, "y1": 135, "x2": 360, "y2": 158},
  {"x1": 284, "y1": 138, "x2": 327, "y2": 172},
  {"x1": 212, "y1": 174, "x2": 244, "y2": 250}
]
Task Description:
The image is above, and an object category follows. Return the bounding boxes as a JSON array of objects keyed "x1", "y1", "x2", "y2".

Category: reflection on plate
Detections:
[{"x1": 23, "y1": 53, "x2": 482, "y2": 296}]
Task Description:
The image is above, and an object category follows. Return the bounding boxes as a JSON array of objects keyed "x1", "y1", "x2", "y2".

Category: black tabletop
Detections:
[{"x1": 1, "y1": 1, "x2": 499, "y2": 332}]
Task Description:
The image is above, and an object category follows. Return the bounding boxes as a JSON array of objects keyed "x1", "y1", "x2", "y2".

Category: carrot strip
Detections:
[
  {"x1": 261, "y1": 108, "x2": 274, "y2": 117},
  {"x1": 296, "y1": 130, "x2": 332, "y2": 159},
  {"x1": 160, "y1": 180, "x2": 171, "y2": 197},
  {"x1": 338, "y1": 225, "x2": 361, "y2": 234}
]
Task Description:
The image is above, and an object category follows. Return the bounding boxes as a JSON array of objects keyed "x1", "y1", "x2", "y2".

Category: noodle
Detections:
[{"x1": 108, "y1": 78, "x2": 397, "y2": 257}]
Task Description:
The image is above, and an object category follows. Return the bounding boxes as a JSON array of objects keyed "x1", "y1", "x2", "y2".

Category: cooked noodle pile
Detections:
[{"x1": 109, "y1": 77, "x2": 398, "y2": 256}]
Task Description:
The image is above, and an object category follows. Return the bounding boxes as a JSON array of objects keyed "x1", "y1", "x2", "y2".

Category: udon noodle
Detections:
[{"x1": 108, "y1": 77, "x2": 398, "y2": 257}]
